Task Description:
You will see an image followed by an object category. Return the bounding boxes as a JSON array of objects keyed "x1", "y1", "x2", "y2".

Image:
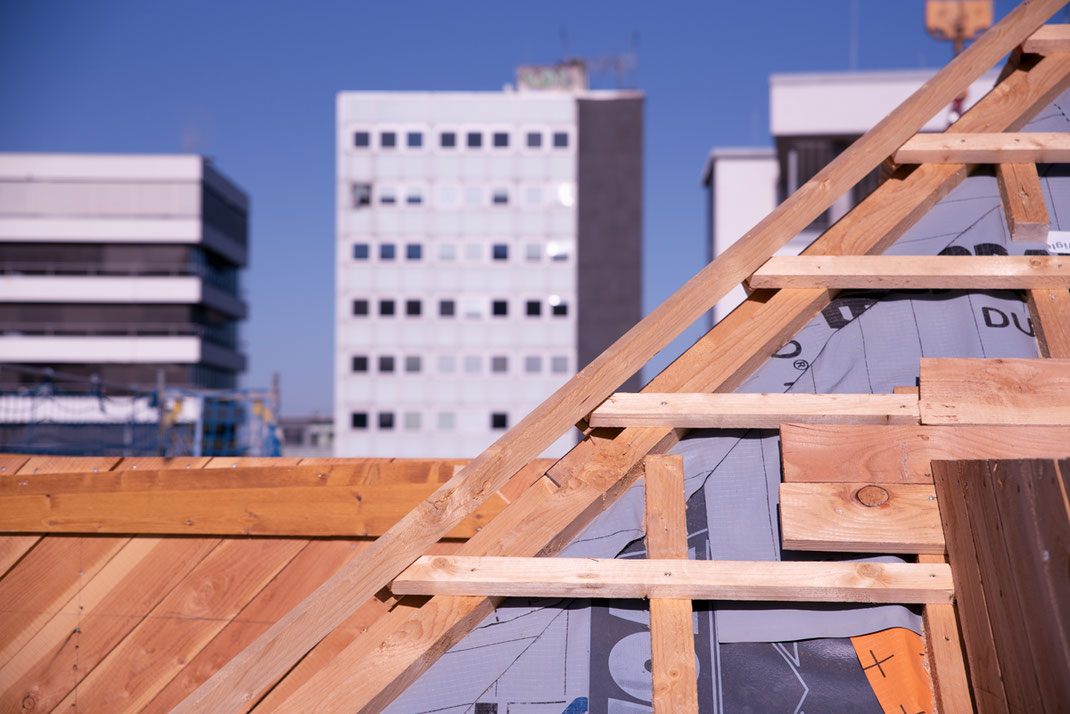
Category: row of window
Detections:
[
  {"x1": 351, "y1": 182, "x2": 575, "y2": 210},
  {"x1": 350, "y1": 353, "x2": 569, "y2": 376},
  {"x1": 353, "y1": 129, "x2": 570, "y2": 152},
  {"x1": 351, "y1": 410, "x2": 508, "y2": 431},
  {"x1": 352, "y1": 240, "x2": 570, "y2": 263},
  {"x1": 351, "y1": 297, "x2": 569, "y2": 318}
]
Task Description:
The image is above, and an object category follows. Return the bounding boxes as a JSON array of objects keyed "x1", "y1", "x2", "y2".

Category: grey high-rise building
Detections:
[{"x1": 336, "y1": 66, "x2": 642, "y2": 457}]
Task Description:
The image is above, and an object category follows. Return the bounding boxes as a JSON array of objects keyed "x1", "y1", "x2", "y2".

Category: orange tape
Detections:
[{"x1": 852, "y1": 627, "x2": 933, "y2": 714}]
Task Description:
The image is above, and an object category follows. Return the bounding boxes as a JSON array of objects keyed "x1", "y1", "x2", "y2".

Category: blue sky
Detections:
[{"x1": 0, "y1": 1, "x2": 1040, "y2": 414}]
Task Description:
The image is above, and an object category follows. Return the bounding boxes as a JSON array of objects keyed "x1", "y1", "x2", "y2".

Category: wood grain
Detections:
[
  {"x1": 996, "y1": 162, "x2": 1049, "y2": 241},
  {"x1": 918, "y1": 554, "x2": 972, "y2": 714},
  {"x1": 920, "y1": 357, "x2": 1070, "y2": 425},
  {"x1": 779, "y1": 482, "x2": 944, "y2": 554},
  {"x1": 1027, "y1": 288, "x2": 1070, "y2": 357},
  {"x1": 896, "y1": 131, "x2": 1070, "y2": 163},
  {"x1": 1022, "y1": 23, "x2": 1070, "y2": 54}
]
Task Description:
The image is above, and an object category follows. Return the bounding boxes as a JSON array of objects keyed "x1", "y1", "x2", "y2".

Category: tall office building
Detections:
[
  {"x1": 336, "y1": 66, "x2": 642, "y2": 457},
  {"x1": 0, "y1": 153, "x2": 248, "y2": 391}
]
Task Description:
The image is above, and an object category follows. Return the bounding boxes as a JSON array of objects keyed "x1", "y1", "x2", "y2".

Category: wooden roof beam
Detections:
[
  {"x1": 895, "y1": 131, "x2": 1070, "y2": 163},
  {"x1": 997, "y1": 162, "x2": 1050, "y2": 242}
]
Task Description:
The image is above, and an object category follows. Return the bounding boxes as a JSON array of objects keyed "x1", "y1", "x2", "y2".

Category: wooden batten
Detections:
[
  {"x1": 996, "y1": 162, "x2": 1049, "y2": 242},
  {"x1": 895, "y1": 132, "x2": 1070, "y2": 164},
  {"x1": 919, "y1": 357, "x2": 1070, "y2": 425},
  {"x1": 1022, "y1": 23, "x2": 1070, "y2": 54}
]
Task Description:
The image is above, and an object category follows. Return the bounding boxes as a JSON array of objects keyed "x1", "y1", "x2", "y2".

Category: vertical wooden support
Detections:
[
  {"x1": 1027, "y1": 288, "x2": 1070, "y2": 357},
  {"x1": 996, "y1": 162, "x2": 1050, "y2": 242},
  {"x1": 918, "y1": 553, "x2": 972, "y2": 714},
  {"x1": 643, "y1": 455, "x2": 698, "y2": 713}
]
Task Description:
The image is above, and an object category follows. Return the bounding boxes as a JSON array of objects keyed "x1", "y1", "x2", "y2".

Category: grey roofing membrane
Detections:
[{"x1": 384, "y1": 92, "x2": 1070, "y2": 714}]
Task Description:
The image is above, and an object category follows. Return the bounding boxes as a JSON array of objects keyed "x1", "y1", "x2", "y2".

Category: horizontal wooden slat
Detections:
[
  {"x1": 748, "y1": 255, "x2": 1070, "y2": 289},
  {"x1": 895, "y1": 132, "x2": 1070, "y2": 164},
  {"x1": 780, "y1": 423, "x2": 1070, "y2": 482},
  {"x1": 391, "y1": 555, "x2": 952, "y2": 603},
  {"x1": 589, "y1": 392, "x2": 918, "y2": 428},
  {"x1": 780, "y1": 482, "x2": 944, "y2": 553},
  {"x1": 1023, "y1": 24, "x2": 1070, "y2": 54},
  {"x1": 920, "y1": 357, "x2": 1070, "y2": 425}
]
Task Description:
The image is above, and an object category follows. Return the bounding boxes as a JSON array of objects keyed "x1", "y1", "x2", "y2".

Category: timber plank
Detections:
[
  {"x1": 1027, "y1": 288, "x2": 1070, "y2": 357},
  {"x1": 931, "y1": 461, "x2": 1007, "y2": 713},
  {"x1": 0, "y1": 536, "x2": 38, "y2": 580},
  {"x1": 255, "y1": 53, "x2": 1070, "y2": 712},
  {"x1": 52, "y1": 539, "x2": 306, "y2": 714},
  {"x1": 748, "y1": 254, "x2": 1068, "y2": 288},
  {"x1": 644, "y1": 455, "x2": 698, "y2": 713},
  {"x1": 895, "y1": 131, "x2": 1070, "y2": 163},
  {"x1": 918, "y1": 554, "x2": 972, "y2": 714},
  {"x1": 175, "y1": 5, "x2": 1067, "y2": 708},
  {"x1": 996, "y1": 162, "x2": 1049, "y2": 241},
  {"x1": 780, "y1": 423, "x2": 1070, "y2": 482},
  {"x1": 920, "y1": 357, "x2": 1070, "y2": 425},
  {"x1": 779, "y1": 482, "x2": 944, "y2": 553},
  {"x1": 0, "y1": 454, "x2": 30, "y2": 475},
  {"x1": 590, "y1": 392, "x2": 919, "y2": 428},
  {"x1": 1022, "y1": 23, "x2": 1070, "y2": 54},
  {"x1": 391, "y1": 556, "x2": 953, "y2": 603}
]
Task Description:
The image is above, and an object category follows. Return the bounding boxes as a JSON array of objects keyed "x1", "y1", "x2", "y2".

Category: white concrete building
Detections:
[
  {"x1": 336, "y1": 74, "x2": 643, "y2": 457},
  {"x1": 704, "y1": 69, "x2": 999, "y2": 323},
  {"x1": 0, "y1": 153, "x2": 248, "y2": 390}
]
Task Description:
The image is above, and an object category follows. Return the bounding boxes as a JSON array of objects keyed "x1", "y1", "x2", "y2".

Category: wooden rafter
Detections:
[{"x1": 996, "y1": 162, "x2": 1050, "y2": 242}]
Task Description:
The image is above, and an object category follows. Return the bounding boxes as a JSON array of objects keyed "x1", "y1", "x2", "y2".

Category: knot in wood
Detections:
[{"x1": 855, "y1": 485, "x2": 889, "y2": 507}]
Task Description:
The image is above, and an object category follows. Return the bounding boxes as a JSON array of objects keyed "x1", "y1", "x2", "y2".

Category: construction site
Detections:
[{"x1": 3, "y1": 1, "x2": 1070, "y2": 712}]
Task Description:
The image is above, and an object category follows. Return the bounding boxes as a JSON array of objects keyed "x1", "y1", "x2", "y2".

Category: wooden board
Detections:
[
  {"x1": 643, "y1": 455, "x2": 698, "y2": 713},
  {"x1": 780, "y1": 423, "x2": 1070, "y2": 482},
  {"x1": 1022, "y1": 23, "x2": 1070, "y2": 54},
  {"x1": 779, "y1": 482, "x2": 944, "y2": 554},
  {"x1": 1027, "y1": 288, "x2": 1070, "y2": 357},
  {"x1": 173, "y1": 4, "x2": 1067, "y2": 707},
  {"x1": 391, "y1": 556, "x2": 953, "y2": 603},
  {"x1": 919, "y1": 357, "x2": 1070, "y2": 425},
  {"x1": 748, "y1": 254, "x2": 1068, "y2": 289},
  {"x1": 918, "y1": 554, "x2": 972, "y2": 714},
  {"x1": 589, "y1": 393, "x2": 919, "y2": 428},
  {"x1": 894, "y1": 131, "x2": 1070, "y2": 163},
  {"x1": 996, "y1": 162, "x2": 1049, "y2": 242}
]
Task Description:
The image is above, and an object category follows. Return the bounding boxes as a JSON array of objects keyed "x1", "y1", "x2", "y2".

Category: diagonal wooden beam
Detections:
[{"x1": 247, "y1": 51, "x2": 1070, "y2": 713}]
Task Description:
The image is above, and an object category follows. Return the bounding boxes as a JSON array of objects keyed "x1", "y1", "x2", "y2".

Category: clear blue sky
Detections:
[{"x1": 0, "y1": 0, "x2": 1042, "y2": 414}]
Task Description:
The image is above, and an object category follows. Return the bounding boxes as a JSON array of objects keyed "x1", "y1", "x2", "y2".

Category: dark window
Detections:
[
  {"x1": 406, "y1": 299, "x2": 422, "y2": 317},
  {"x1": 440, "y1": 131, "x2": 456, "y2": 148},
  {"x1": 406, "y1": 190, "x2": 423, "y2": 205},
  {"x1": 351, "y1": 355, "x2": 368, "y2": 372},
  {"x1": 492, "y1": 244, "x2": 508, "y2": 261},
  {"x1": 379, "y1": 189, "x2": 397, "y2": 205},
  {"x1": 352, "y1": 183, "x2": 371, "y2": 208},
  {"x1": 379, "y1": 299, "x2": 395, "y2": 316},
  {"x1": 490, "y1": 412, "x2": 508, "y2": 429},
  {"x1": 467, "y1": 131, "x2": 482, "y2": 148},
  {"x1": 492, "y1": 300, "x2": 508, "y2": 317},
  {"x1": 439, "y1": 299, "x2": 456, "y2": 317},
  {"x1": 493, "y1": 132, "x2": 509, "y2": 148},
  {"x1": 407, "y1": 131, "x2": 423, "y2": 148},
  {"x1": 378, "y1": 355, "x2": 395, "y2": 373},
  {"x1": 552, "y1": 302, "x2": 568, "y2": 317},
  {"x1": 525, "y1": 300, "x2": 541, "y2": 317},
  {"x1": 492, "y1": 189, "x2": 509, "y2": 205},
  {"x1": 405, "y1": 355, "x2": 421, "y2": 373},
  {"x1": 353, "y1": 243, "x2": 370, "y2": 260},
  {"x1": 351, "y1": 412, "x2": 368, "y2": 429},
  {"x1": 379, "y1": 412, "x2": 395, "y2": 430},
  {"x1": 406, "y1": 243, "x2": 422, "y2": 260},
  {"x1": 491, "y1": 356, "x2": 508, "y2": 373},
  {"x1": 552, "y1": 131, "x2": 569, "y2": 148},
  {"x1": 353, "y1": 131, "x2": 370, "y2": 148},
  {"x1": 380, "y1": 131, "x2": 397, "y2": 148},
  {"x1": 352, "y1": 299, "x2": 369, "y2": 316},
  {"x1": 526, "y1": 132, "x2": 542, "y2": 148},
  {"x1": 380, "y1": 243, "x2": 396, "y2": 260}
]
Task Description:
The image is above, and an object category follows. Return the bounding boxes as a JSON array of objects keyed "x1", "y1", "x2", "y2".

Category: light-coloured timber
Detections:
[
  {"x1": 780, "y1": 423, "x2": 1070, "y2": 482},
  {"x1": 895, "y1": 131, "x2": 1070, "y2": 164},
  {"x1": 996, "y1": 163, "x2": 1049, "y2": 241},
  {"x1": 1028, "y1": 288, "x2": 1070, "y2": 357},
  {"x1": 919, "y1": 357, "x2": 1070, "y2": 425},
  {"x1": 241, "y1": 52, "x2": 1070, "y2": 713},
  {"x1": 391, "y1": 556, "x2": 953, "y2": 604},
  {"x1": 919, "y1": 553, "x2": 974, "y2": 714},
  {"x1": 589, "y1": 392, "x2": 919, "y2": 428},
  {"x1": 748, "y1": 255, "x2": 1069, "y2": 289},
  {"x1": 1022, "y1": 23, "x2": 1070, "y2": 54},
  {"x1": 643, "y1": 455, "x2": 698, "y2": 714},
  {"x1": 173, "y1": 6, "x2": 1065, "y2": 709},
  {"x1": 780, "y1": 482, "x2": 945, "y2": 554}
]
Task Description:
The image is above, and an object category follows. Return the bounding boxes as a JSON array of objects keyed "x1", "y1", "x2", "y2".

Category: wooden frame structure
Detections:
[{"x1": 3, "y1": 4, "x2": 1070, "y2": 712}]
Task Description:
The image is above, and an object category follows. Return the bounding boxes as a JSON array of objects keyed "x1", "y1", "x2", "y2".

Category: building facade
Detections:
[
  {"x1": 0, "y1": 153, "x2": 248, "y2": 391},
  {"x1": 336, "y1": 76, "x2": 642, "y2": 457},
  {"x1": 703, "y1": 69, "x2": 998, "y2": 323}
]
